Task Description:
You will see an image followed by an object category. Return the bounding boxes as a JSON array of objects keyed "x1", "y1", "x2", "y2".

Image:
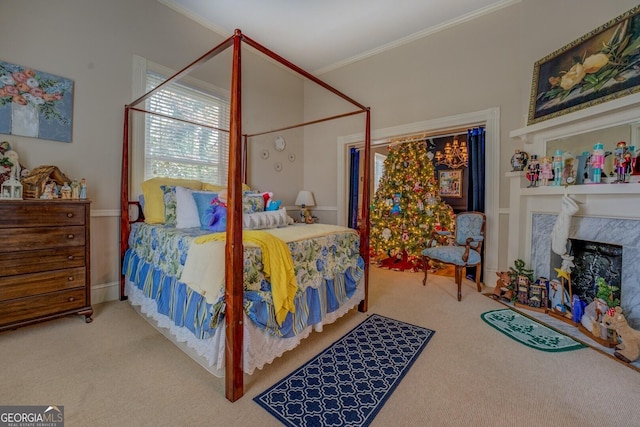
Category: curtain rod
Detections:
[{"x1": 379, "y1": 125, "x2": 483, "y2": 147}]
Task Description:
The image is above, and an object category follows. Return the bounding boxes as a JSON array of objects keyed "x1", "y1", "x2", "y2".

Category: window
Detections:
[
  {"x1": 374, "y1": 152, "x2": 386, "y2": 193},
  {"x1": 141, "y1": 67, "x2": 230, "y2": 186}
]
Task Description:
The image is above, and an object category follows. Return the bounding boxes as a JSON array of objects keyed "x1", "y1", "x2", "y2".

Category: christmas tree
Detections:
[{"x1": 370, "y1": 140, "x2": 455, "y2": 271}]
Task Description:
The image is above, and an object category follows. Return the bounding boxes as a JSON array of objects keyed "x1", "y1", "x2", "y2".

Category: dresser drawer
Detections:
[
  {"x1": 0, "y1": 247, "x2": 85, "y2": 276},
  {"x1": 0, "y1": 267, "x2": 86, "y2": 302},
  {"x1": 0, "y1": 226, "x2": 85, "y2": 252},
  {"x1": 0, "y1": 201, "x2": 86, "y2": 228},
  {"x1": 0, "y1": 288, "x2": 87, "y2": 326}
]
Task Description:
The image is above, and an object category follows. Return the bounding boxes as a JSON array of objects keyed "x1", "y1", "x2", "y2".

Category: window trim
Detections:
[{"x1": 130, "y1": 55, "x2": 230, "y2": 197}]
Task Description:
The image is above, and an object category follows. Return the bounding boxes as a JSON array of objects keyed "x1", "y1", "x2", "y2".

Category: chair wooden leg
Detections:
[
  {"x1": 455, "y1": 266, "x2": 462, "y2": 301},
  {"x1": 475, "y1": 264, "x2": 482, "y2": 293},
  {"x1": 422, "y1": 256, "x2": 428, "y2": 286}
]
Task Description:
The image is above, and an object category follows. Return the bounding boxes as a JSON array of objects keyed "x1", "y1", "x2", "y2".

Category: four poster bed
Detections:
[{"x1": 119, "y1": 30, "x2": 371, "y2": 401}]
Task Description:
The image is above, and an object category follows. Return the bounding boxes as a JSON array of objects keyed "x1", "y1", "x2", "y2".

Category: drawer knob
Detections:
[
  {"x1": 67, "y1": 234, "x2": 74, "y2": 239},
  {"x1": 67, "y1": 276, "x2": 74, "y2": 281},
  {"x1": 68, "y1": 297, "x2": 75, "y2": 302},
  {"x1": 67, "y1": 212, "x2": 74, "y2": 218},
  {"x1": 68, "y1": 255, "x2": 74, "y2": 260}
]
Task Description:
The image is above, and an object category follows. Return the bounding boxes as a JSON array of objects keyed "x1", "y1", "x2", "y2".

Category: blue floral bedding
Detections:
[{"x1": 122, "y1": 223, "x2": 364, "y2": 339}]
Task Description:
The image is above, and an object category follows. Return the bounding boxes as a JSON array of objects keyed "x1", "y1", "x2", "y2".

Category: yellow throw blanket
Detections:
[{"x1": 193, "y1": 230, "x2": 297, "y2": 326}]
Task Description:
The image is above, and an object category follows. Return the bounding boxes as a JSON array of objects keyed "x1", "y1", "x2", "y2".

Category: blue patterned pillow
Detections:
[
  {"x1": 192, "y1": 191, "x2": 219, "y2": 228},
  {"x1": 242, "y1": 192, "x2": 265, "y2": 214},
  {"x1": 160, "y1": 185, "x2": 177, "y2": 226}
]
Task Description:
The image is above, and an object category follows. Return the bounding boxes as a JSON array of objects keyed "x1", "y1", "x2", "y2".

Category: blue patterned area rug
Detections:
[
  {"x1": 253, "y1": 314, "x2": 435, "y2": 427},
  {"x1": 481, "y1": 308, "x2": 586, "y2": 352}
]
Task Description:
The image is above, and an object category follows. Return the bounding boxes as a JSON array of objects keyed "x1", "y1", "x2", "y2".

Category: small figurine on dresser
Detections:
[
  {"x1": 60, "y1": 182, "x2": 72, "y2": 199},
  {"x1": 539, "y1": 156, "x2": 553, "y2": 186},
  {"x1": 79, "y1": 178, "x2": 87, "y2": 199},
  {"x1": 510, "y1": 149, "x2": 529, "y2": 172},
  {"x1": 526, "y1": 155, "x2": 539, "y2": 187},
  {"x1": 71, "y1": 180, "x2": 79, "y2": 199}
]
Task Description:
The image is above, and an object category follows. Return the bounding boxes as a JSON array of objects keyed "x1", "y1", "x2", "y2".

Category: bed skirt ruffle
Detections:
[{"x1": 122, "y1": 249, "x2": 365, "y2": 375}]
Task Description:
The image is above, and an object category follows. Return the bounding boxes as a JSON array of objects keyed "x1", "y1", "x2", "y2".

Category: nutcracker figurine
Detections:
[
  {"x1": 590, "y1": 143, "x2": 605, "y2": 183},
  {"x1": 614, "y1": 141, "x2": 631, "y2": 183},
  {"x1": 552, "y1": 149, "x2": 563, "y2": 186},
  {"x1": 526, "y1": 155, "x2": 540, "y2": 187}
]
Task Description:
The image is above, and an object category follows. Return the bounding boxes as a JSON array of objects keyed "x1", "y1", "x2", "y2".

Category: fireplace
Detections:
[
  {"x1": 530, "y1": 212, "x2": 640, "y2": 328},
  {"x1": 566, "y1": 238, "x2": 622, "y2": 306}
]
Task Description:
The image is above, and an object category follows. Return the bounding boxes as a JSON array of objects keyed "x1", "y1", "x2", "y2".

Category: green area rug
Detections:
[{"x1": 481, "y1": 309, "x2": 586, "y2": 352}]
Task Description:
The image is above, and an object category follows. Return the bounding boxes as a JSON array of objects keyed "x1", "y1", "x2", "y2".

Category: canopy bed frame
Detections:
[{"x1": 119, "y1": 30, "x2": 371, "y2": 401}]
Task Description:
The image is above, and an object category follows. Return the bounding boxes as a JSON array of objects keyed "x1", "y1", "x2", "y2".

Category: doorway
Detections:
[{"x1": 336, "y1": 107, "x2": 500, "y2": 280}]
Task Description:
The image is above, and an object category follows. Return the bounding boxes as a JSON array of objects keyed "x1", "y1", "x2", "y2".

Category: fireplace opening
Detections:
[{"x1": 562, "y1": 238, "x2": 623, "y2": 305}]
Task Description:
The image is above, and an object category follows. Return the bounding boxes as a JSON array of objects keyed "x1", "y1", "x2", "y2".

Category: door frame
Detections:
[{"x1": 336, "y1": 107, "x2": 500, "y2": 279}]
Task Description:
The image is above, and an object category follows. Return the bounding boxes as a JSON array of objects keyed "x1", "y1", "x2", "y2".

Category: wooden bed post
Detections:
[
  {"x1": 120, "y1": 106, "x2": 131, "y2": 301},
  {"x1": 225, "y1": 29, "x2": 244, "y2": 402},
  {"x1": 359, "y1": 108, "x2": 371, "y2": 313}
]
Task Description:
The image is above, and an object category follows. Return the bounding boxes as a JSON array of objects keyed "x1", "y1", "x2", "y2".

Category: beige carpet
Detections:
[{"x1": 2, "y1": 267, "x2": 640, "y2": 426}]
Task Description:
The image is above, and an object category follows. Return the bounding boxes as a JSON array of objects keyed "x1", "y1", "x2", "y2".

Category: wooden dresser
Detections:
[{"x1": 0, "y1": 199, "x2": 92, "y2": 332}]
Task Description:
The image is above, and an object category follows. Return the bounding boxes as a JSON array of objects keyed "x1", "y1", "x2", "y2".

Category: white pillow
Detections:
[
  {"x1": 175, "y1": 186, "x2": 201, "y2": 228},
  {"x1": 243, "y1": 208, "x2": 292, "y2": 230}
]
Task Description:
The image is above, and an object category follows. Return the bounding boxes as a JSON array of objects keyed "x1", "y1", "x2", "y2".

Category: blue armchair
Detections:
[{"x1": 422, "y1": 211, "x2": 485, "y2": 301}]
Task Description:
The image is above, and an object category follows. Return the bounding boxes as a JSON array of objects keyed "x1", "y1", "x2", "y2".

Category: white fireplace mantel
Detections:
[
  {"x1": 509, "y1": 92, "x2": 640, "y2": 156},
  {"x1": 507, "y1": 92, "x2": 640, "y2": 268},
  {"x1": 507, "y1": 172, "x2": 640, "y2": 268}
]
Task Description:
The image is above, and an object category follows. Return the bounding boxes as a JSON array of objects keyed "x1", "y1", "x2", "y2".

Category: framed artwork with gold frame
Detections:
[
  {"x1": 438, "y1": 169, "x2": 462, "y2": 198},
  {"x1": 528, "y1": 5, "x2": 640, "y2": 125}
]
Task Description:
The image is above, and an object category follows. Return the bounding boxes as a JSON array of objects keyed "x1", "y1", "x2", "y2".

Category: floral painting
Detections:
[
  {"x1": 0, "y1": 61, "x2": 73, "y2": 142},
  {"x1": 528, "y1": 6, "x2": 640, "y2": 125}
]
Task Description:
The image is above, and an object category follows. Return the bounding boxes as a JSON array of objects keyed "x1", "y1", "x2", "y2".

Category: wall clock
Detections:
[
  {"x1": 274, "y1": 136, "x2": 286, "y2": 152},
  {"x1": 261, "y1": 149, "x2": 270, "y2": 159}
]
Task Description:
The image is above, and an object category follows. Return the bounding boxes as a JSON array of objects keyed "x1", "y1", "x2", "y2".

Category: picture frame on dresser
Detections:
[
  {"x1": 0, "y1": 199, "x2": 92, "y2": 332},
  {"x1": 528, "y1": 5, "x2": 640, "y2": 125}
]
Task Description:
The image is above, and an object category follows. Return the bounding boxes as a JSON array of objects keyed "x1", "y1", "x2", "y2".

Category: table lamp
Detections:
[{"x1": 295, "y1": 190, "x2": 315, "y2": 223}]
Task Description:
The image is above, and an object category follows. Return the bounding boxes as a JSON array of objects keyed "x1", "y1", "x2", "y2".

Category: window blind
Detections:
[{"x1": 144, "y1": 72, "x2": 230, "y2": 185}]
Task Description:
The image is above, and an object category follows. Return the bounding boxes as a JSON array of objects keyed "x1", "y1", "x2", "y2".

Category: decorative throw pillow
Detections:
[
  {"x1": 140, "y1": 177, "x2": 203, "y2": 224},
  {"x1": 191, "y1": 191, "x2": 219, "y2": 228},
  {"x1": 175, "y1": 186, "x2": 201, "y2": 228},
  {"x1": 242, "y1": 191, "x2": 265, "y2": 214},
  {"x1": 242, "y1": 208, "x2": 291, "y2": 230},
  {"x1": 160, "y1": 185, "x2": 177, "y2": 226}
]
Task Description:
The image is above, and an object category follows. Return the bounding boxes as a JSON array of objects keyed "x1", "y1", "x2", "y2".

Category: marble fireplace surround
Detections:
[{"x1": 530, "y1": 212, "x2": 640, "y2": 328}]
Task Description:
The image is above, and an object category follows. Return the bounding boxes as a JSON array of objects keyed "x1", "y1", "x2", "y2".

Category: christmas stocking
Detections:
[{"x1": 551, "y1": 195, "x2": 579, "y2": 255}]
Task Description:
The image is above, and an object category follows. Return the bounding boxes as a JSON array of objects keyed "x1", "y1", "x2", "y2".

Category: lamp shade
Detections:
[{"x1": 295, "y1": 190, "x2": 315, "y2": 207}]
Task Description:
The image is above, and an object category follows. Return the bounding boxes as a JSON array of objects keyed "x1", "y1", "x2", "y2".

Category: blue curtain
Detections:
[
  {"x1": 348, "y1": 148, "x2": 360, "y2": 229},
  {"x1": 466, "y1": 127, "x2": 485, "y2": 212},
  {"x1": 466, "y1": 127, "x2": 485, "y2": 281}
]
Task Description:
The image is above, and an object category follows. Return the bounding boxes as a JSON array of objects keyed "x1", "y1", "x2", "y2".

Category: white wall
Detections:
[
  {"x1": 0, "y1": 0, "x2": 304, "y2": 302},
  {"x1": 2, "y1": 0, "x2": 636, "y2": 300},
  {"x1": 302, "y1": 0, "x2": 640, "y2": 272}
]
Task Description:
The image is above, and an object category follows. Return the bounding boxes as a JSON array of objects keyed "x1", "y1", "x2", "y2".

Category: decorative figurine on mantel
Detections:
[
  {"x1": 552, "y1": 149, "x2": 564, "y2": 186},
  {"x1": 526, "y1": 154, "x2": 539, "y2": 187},
  {"x1": 614, "y1": 141, "x2": 632, "y2": 183},
  {"x1": 510, "y1": 149, "x2": 529, "y2": 172},
  {"x1": 590, "y1": 143, "x2": 605, "y2": 183},
  {"x1": 539, "y1": 156, "x2": 553, "y2": 186}
]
